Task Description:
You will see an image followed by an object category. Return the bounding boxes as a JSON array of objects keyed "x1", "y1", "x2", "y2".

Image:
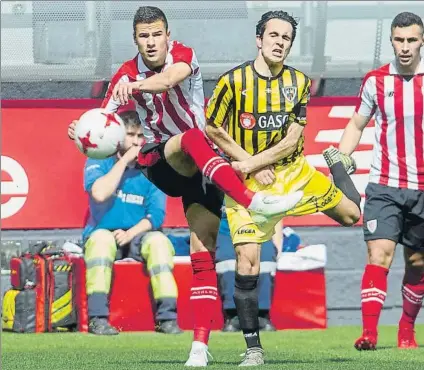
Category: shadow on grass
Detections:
[
  {"x1": 135, "y1": 358, "x2": 354, "y2": 365},
  {"x1": 374, "y1": 346, "x2": 398, "y2": 350}
]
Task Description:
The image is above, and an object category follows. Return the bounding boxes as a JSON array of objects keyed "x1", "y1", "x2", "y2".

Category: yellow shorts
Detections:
[{"x1": 226, "y1": 156, "x2": 343, "y2": 245}]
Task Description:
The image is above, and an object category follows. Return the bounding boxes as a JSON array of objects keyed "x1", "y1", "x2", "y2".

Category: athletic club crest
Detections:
[
  {"x1": 282, "y1": 86, "x2": 297, "y2": 102},
  {"x1": 367, "y1": 219, "x2": 377, "y2": 234}
]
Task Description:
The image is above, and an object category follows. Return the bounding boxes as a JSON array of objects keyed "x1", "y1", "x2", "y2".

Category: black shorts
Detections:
[
  {"x1": 139, "y1": 142, "x2": 224, "y2": 218},
  {"x1": 363, "y1": 183, "x2": 424, "y2": 250}
]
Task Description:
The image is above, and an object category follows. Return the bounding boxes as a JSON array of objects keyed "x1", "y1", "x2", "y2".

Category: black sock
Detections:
[
  {"x1": 225, "y1": 309, "x2": 238, "y2": 320},
  {"x1": 234, "y1": 273, "x2": 261, "y2": 349},
  {"x1": 258, "y1": 310, "x2": 269, "y2": 319},
  {"x1": 330, "y1": 162, "x2": 361, "y2": 208}
]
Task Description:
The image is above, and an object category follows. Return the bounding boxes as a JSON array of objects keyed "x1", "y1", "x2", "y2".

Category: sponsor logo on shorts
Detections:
[
  {"x1": 367, "y1": 219, "x2": 377, "y2": 233},
  {"x1": 317, "y1": 185, "x2": 338, "y2": 209},
  {"x1": 236, "y1": 228, "x2": 256, "y2": 235}
]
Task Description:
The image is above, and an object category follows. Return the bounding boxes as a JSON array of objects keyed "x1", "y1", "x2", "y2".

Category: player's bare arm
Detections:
[
  {"x1": 112, "y1": 62, "x2": 191, "y2": 105},
  {"x1": 205, "y1": 123, "x2": 251, "y2": 162},
  {"x1": 90, "y1": 146, "x2": 140, "y2": 202},
  {"x1": 339, "y1": 112, "x2": 372, "y2": 156},
  {"x1": 206, "y1": 122, "x2": 276, "y2": 185},
  {"x1": 233, "y1": 121, "x2": 304, "y2": 174}
]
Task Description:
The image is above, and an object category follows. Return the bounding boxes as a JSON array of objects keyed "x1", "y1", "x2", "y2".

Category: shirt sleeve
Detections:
[
  {"x1": 356, "y1": 75, "x2": 376, "y2": 118},
  {"x1": 291, "y1": 76, "x2": 311, "y2": 127},
  {"x1": 205, "y1": 74, "x2": 233, "y2": 127},
  {"x1": 101, "y1": 64, "x2": 132, "y2": 113},
  {"x1": 170, "y1": 43, "x2": 201, "y2": 76},
  {"x1": 84, "y1": 159, "x2": 108, "y2": 192},
  {"x1": 143, "y1": 183, "x2": 166, "y2": 230}
]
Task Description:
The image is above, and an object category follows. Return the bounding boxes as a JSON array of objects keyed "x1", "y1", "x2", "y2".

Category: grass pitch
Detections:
[{"x1": 2, "y1": 325, "x2": 423, "y2": 370}]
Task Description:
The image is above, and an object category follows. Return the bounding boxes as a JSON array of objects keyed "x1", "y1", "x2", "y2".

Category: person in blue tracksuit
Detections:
[
  {"x1": 216, "y1": 207, "x2": 282, "y2": 332},
  {"x1": 82, "y1": 110, "x2": 182, "y2": 335}
]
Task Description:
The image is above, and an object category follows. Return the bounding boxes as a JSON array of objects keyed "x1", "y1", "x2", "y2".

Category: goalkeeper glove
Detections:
[{"x1": 340, "y1": 152, "x2": 357, "y2": 175}]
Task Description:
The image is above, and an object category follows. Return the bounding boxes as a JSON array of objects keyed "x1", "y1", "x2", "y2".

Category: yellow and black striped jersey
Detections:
[{"x1": 206, "y1": 61, "x2": 311, "y2": 162}]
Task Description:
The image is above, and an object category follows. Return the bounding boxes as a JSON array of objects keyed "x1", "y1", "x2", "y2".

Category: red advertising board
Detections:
[{"x1": 1, "y1": 98, "x2": 370, "y2": 230}]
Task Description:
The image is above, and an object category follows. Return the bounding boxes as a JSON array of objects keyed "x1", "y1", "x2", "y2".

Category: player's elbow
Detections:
[
  {"x1": 162, "y1": 73, "x2": 179, "y2": 91},
  {"x1": 163, "y1": 78, "x2": 174, "y2": 91}
]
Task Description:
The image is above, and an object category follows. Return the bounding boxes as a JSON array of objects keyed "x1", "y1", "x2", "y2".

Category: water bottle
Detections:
[{"x1": 282, "y1": 227, "x2": 301, "y2": 252}]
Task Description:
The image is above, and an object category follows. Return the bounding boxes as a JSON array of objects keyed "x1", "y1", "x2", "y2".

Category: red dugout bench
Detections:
[{"x1": 109, "y1": 258, "x2": 327, "y2": 331}]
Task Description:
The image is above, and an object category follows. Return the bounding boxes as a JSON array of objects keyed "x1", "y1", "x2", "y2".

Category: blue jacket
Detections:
[{"x1": 82, "y1": 157, "x2": 166, "y2": 240}]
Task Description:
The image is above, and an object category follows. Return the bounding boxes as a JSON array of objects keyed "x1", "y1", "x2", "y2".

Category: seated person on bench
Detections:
[{"x1": 82, "y1": 111, "x2": 182, "y2": 335}]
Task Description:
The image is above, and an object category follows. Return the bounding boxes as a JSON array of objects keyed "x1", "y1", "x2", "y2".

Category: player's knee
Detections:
[
  {"x1": 181, "y1": 128, "x2": 204, "y2": 151},
  {"x1": 192, "y1": 235, "x2": 217, "y2": 253},
  {"x1": 235, "y1": 243, "x2": 260, "y2": 275},
  {"x1": 367, "y1": 241, "x2": 395, "y2": 268},
  {"x1": 189, "y1": 223, "x2": 219, "y2": 253},
  {"x1": 185, "y1": 128, "x2": 203, "y2": 139}
]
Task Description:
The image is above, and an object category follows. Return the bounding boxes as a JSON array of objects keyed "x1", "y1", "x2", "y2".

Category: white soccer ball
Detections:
[{"x1": 74, "y1": 108, "x2": 126, "y2": 159}]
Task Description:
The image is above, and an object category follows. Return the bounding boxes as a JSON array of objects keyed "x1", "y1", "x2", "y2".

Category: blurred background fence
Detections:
[{"x1": 2, "y1": 0, "x2": 424, "y2": 82}]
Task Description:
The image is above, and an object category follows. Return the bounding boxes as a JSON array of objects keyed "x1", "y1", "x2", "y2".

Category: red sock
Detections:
[
  {"x1": 360, "y1": 264, "x2": 389, "y2": 335},
  {"x1": 399, "y1": 271, "x2": 424, "y2": 330},
  {"x1": 180, "y1": 128, "x2": 254, "y2": 208},
  {"x1": 190, "y1": 251, "x2": 218, "y2": 345}
]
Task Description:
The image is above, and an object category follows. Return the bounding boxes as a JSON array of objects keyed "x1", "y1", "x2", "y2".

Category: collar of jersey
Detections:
[{"x1": 250, "y1": 60, "x2": 286, "y2": 80}]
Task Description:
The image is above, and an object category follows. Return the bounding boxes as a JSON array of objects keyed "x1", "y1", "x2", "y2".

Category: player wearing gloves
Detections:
[{"x1": 337, "y1": 12, "x2": 424, "y2": 350}]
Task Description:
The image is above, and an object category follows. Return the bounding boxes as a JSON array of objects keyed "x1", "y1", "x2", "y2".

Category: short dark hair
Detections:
[
  {"x1": 118, "y1": 110, "x2": 141, "y2": 129},
  {"x1": 391, "y1": 12, "x2": 423, "y2": 32},
  {"x1": 256, "y1": 11, "x2": 298, "y2": 44},
  {"x1": 133, "y1": 6, "x2": 168, "y2": 36}
]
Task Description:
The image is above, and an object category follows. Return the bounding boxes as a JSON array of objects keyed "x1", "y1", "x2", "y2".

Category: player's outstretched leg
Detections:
[
  {"x1": 179, "y1": 128, "x2": 303, "y2": 217},
  {"x1": 398, "y1": 258, "x2": 424, "y2": 349}
]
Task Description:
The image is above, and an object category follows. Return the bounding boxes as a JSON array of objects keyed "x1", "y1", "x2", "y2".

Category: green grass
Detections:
[{"x1": 2, "y1": 325, "x2": 424, "y2": 370}]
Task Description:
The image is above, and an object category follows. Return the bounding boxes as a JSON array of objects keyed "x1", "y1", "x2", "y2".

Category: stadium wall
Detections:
[{"x1": 1, "y1": 86, "x2": 423, "y2": 328}]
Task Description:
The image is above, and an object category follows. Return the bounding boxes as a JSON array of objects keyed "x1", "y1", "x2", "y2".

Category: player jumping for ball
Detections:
[{"x1": 68, "y1": 6, "x2": 303, "y2": 367}]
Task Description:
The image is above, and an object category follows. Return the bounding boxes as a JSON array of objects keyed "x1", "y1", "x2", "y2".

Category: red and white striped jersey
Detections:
[
  {"x1": 356, "y1": 59, "x2": 424, "y2": 190},
  {"x1": 102, "y1": 40, "x2": 205, "y2": 144}
]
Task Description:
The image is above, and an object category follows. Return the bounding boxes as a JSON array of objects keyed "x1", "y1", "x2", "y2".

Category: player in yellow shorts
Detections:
[
  {"x1": 206, "y1": 10, "x2": 361, "y2": 366},
  {"x1": 225, "y1": 155, "x2": 343, "y2": 245}
]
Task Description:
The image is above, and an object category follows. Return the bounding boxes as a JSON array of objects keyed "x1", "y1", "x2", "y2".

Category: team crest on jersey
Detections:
[
  {"x1": 282, "y1": 86, "x2": 297, "y2": 102},
  {"x1": 367, "y1": 219, "x2": 377, "y2": 234},
  {"x1": 239, "y1": 113, "x2": 256, "y2": 129}
]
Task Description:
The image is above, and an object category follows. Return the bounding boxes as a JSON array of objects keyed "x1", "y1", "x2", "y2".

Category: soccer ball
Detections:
[{"x1": 74, "y1": 108, "x2": 126, "y2": 159}]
